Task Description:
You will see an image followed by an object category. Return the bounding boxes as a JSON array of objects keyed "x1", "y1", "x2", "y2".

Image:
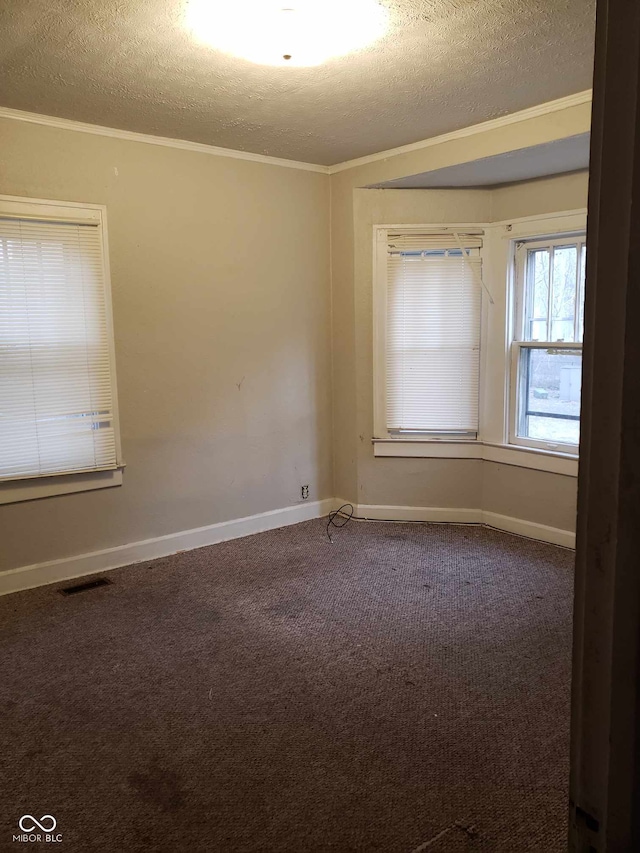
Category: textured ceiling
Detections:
[
  {"x1": 370, "y1": 134, "x2": 591, "y2": 187},
  {"x1": 0, "y1": 0, "x2": 596, "y2": 166}
]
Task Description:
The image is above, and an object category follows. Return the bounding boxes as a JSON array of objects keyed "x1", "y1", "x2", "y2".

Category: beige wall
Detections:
[
  {"x1": 330, "y1": 102, "x2": 591, "y2": 510},
  {"x1": 490, "y1": 170, "x2": 589, "y2": 221},
  {"x1": 346, "y1": 181, "x2": 586, "y2": 526},
  {"x1": 352, "y1": 188, "x2": 492, "y2": 510},
  {"x1": 482, "y1": 463, "x2": 578, "y2": 531},
  {"x1": 482, "y1": 171, "x2": 589, "y2": 531},
  {"x1": 331, "y1": 102, "x2": 591, "y2": 530},
  {"x1": 0, "y1": 118, "x2": 332, "y2": 572},
  {"x1": 0, "y1": 102, "x2": 592, "y2": 575}
]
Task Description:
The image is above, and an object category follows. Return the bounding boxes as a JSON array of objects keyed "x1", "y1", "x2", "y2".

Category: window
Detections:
[
  {"x1": 373, "y1": 212, "x2": 584, "y2": 475},
  {"x1": 0, "y1": 198, "x2": 121, "y2": 489},
  {"x1": 510, "y1": 234, "x2": 586, "y2": 454},
  {"x1": 374, "y1": 230, "x2": 483, "y2": 440}
]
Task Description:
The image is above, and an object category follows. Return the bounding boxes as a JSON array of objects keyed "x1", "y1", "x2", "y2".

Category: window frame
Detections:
[
  {"x1": 372, "y1": 223, "x2": 488, "y2": 445},
  {"x1": 372, "y1": 211, "x2": 586, "y2": 476},
  {"x1": 508, "y1": 231, "x2": 586, "y2": 456},
  {"x1": 0, "y1": 194, "x2": 124, "y2": 504}
]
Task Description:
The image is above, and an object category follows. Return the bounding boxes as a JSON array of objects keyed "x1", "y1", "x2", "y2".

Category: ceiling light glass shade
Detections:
[{"x1": 186, "y1": 0, "x2": 389, "y2": 67}]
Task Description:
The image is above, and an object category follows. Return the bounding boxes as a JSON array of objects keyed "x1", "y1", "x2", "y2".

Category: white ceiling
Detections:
[
  {"x1": 0, "y1": 0, "x2": 596, "y2": 166},
  {"x1": 368, "y1": 134, "x2": 591, "y2": 188}
]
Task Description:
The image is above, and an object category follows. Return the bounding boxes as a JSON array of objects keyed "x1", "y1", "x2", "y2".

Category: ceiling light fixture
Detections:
[{"x1": 185, "y1": 0, "x2": 389, "y2": 67}]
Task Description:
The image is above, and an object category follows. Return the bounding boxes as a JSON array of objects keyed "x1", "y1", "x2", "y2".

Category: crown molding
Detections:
[
  {"x1": 0, "y1": 105, "x2": 330, "y2": 174},
  {"x1": 327, "y1": 89, "x2": 593, "y2": 174},
  {"x1": 0, "y1": 89, "x2": 592, "y2": 178}
]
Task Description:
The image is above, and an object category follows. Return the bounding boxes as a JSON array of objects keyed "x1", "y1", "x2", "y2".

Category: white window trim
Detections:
[
  {"x1": 0, "y1": 468, "x2": 123, "y2": 506},
  {"x1": 509, "y1": 342, "x2": 583, "y2": 456},
  {"x1": 508, "y1": 229, "x2": 586, "y2": 456},
  {"x1": 372, "y1": 223, "x2": 489, "y2": 441},
  {"x1": 0, "y1": 194, "x2": 125, "y2": 504},
  {"x1": 372, "y1": 211, "x2": 587, "y2": 477},
  {"x1": 512, "y1": 234, "x2": 587, "y2": 343},
  {"x1": 372, "y1": 439, "x2": 578, "y2": 476}
]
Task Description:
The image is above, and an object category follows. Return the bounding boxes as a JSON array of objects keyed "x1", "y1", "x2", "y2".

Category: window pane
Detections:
[
  {"x1": 0, "y1": 218, "x2": 117, "y2": 480},
  {"x1": 385, "y1": 246, "x2": 481, "y2": 433},
  {"x1": 518, "y1": 347, "x2": 581, "y2": 446},
  {"x1": 550, "y1": 245, "x2": 577, "y2": 341},
  {"x1": 526, "y1": 249, "x2": 549, "y2": 340}
]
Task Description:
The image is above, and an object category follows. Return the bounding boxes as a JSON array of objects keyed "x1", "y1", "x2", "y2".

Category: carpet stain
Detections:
[
  {"x1": 128, "y1": 759, "x2": 185, "y2": 812},
  {"x1": 264, "y1": 598, "x2": 305, "y2": 618},
  {"x1": 196, "y1": 605, "x2": 223, "y2": 624}
]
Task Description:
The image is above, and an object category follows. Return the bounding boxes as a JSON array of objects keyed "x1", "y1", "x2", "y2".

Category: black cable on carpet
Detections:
[{"x1": 326, "y1": 503, "x2": 354, "y2": 542}]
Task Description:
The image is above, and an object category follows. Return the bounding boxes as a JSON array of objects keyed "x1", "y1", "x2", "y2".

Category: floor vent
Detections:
[{"x1": 59, "y1": 577, "x2": 113, "y2": 596}]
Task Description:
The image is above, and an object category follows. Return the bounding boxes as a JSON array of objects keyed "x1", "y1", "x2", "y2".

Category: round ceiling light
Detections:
[{"x1": 185, "y1": 0, "x2": 389, "y2": 67}]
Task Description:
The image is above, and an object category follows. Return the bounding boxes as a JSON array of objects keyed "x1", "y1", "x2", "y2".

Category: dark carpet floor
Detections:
[{"x1": 0, "y1": 520, "x2": 574, "y2": 852}]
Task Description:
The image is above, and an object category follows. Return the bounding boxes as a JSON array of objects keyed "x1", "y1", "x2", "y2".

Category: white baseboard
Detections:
[
  {"x1": 339, "y1": 501, "x2": 575, "y2": 549},
  {"x1": 0, "y1": 498, "x2": 334, "y2": 597},
  {"x1": 345, "y1": 503, "x2": 482, "y2": 525},
  {"x1": 481, "y1": 511, "x2": 575, "y2": 549},
  {"x1": 0, "y1": 496, "x2": 575, "y2": 597}
]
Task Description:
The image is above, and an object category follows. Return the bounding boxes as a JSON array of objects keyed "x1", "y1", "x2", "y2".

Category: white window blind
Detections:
[
  {"x1": 0, "y1": 215, "x2": 118, "y2": 481},
  {"x1": 385, "y1": 232, "x2": 482, "y2": 434}
]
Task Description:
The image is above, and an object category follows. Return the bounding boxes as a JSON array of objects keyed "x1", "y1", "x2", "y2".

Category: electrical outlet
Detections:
[{"x1": 301, "y1": 485, "x2": 310, "y2": 500}]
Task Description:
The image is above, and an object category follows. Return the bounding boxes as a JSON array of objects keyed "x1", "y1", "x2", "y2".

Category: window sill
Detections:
[
  {"x1": 372, "y1": 439, "x2": 578, "y2": 476},
  {"x1": 0, "y1": 467, "x2": 124, "y2": 505}
]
